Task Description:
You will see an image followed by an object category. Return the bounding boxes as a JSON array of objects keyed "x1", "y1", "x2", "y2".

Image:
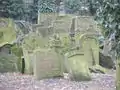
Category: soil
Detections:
[{"x1": 0, "y1": 70, "x2": 116, "y2": 90}]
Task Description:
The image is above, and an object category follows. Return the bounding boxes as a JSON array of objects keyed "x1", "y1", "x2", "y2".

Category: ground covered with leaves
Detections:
[{"x1": 0, "y1": 71, "x2": 116, "y2": 90}]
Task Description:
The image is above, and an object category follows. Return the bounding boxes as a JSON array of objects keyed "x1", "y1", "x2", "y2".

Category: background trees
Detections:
[
  {"x1": 96, "y1": 1, "x2": 120, "y2": 89},
  {"x1": 96, "y1": 0, "x2": 120, "y2": 57},
  {"x1": 0, "y1": 0, "x2": 24, "y2": 19},
  {"x1": 0, "y1": 0, "x2": 102, "y2": 22}
]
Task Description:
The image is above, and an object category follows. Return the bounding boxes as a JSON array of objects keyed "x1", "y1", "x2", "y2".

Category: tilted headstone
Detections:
[
  {"x1": 64, "y1": 49, "x2": 91, "y2": 81},
  {"x1": 79, "y1": 33, "x2": 99, "y2": 67},
  {"x1": 33, "y1": 49, "x2": 63, "y2": 80}
]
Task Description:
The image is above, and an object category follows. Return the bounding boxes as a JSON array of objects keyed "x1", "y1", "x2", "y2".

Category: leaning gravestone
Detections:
[
  {"x1": 64, "y1": 49, "x2": 91, "y2": 81},
  {"x1": 79, "y1": 33, "x2": 99, "y2": 67},
  {"x1": 33, "y1": 49, "x2": 63, "y2": 80}
]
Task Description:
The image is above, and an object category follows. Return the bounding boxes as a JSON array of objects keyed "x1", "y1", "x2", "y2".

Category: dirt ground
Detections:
[{"x1": 0, "y1": 70, "x2": 116, "y2": 90}]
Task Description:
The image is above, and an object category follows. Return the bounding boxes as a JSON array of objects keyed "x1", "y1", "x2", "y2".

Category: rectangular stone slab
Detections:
[{"x1": 33, "y1": 49, "x2": 63, "y2": 80}]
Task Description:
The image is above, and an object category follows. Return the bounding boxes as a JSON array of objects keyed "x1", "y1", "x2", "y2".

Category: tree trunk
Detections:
[{"x1": 116, "y1": 58, "x2": 120, "y2": 90}]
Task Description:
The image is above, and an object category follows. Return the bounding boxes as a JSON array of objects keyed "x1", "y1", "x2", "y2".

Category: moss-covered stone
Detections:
[
  {"x1": 64, "y1": 50, "x2": 91, "y2": 81},
  {"x1": 78, "y1": 33, "x2": 99, "y2": 67},
  {"x1": 38, "y1": 13, "x2": 58, "y2": 25},
  {"x1": 89, "y1": 64, "x2": 108, "y2": 74},
  {"x1": 11, "y1": 44, "x2": 23, "y2": 71},
  {"x1": 0, "y1": 18, "x2": 16, "y2": 47},
  {"x1": 53, "y1": 15, "x2": 73, "y2": 34},
  {"x1": 33, "y1": 49, "x2": 63, "y2": 80},
  {"x1": 0, "y1": 53, "x2": 18, "y2": 73},
  {"x1": 22, "y1": 32, "x2": 53, "y2": 74},
  {"x1": 22, "y1": 48, "x2": 34, "y2": 74}
]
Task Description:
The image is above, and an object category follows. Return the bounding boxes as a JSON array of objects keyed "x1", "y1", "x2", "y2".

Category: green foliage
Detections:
[
  {"x1": 96, "y1": 0, "x2": 120, "y2": 57},
  {"x1": 64, "y1": 0, "x2": 81, "y2": 13},
  {"x1": 38, "y1": 0, "x2": 57, "y2": 13},
  {"x1": 11, "y1": 44, "x2": 23, "y2": 57},
  {"x1": 0, "y1": 0, "x2": 24, "y2": 19},
  {"x1": 11, "y1": 44, "x2": 23, "y2": 71},
  {"x1": 64, "y1": 0, "x2": 101, "y2": 15},
  {"x1": 0, "y1": 0, "x2": 38, "y2": 23}
]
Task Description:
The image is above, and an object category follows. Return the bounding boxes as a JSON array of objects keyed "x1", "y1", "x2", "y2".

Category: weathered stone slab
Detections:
[
  {"x1": 64, "y1": 50, "x2": 91, "y2": 81},
  {"x1": 22, "y1": 33, "x2": 46, "y2": 74},
  {"x1": 38, "y1": 13, "x2": 58, "y2": 25},
  {"x1": 22, "y1": 32, "x2": 46, "y2": 50},
  {"x1": 75, "y1": 16, "x2": 98, "y2": 34},
  {"x1": 33, "y1": 49, "x2": 63, "y2": 80},
  {"x1": 36, "y1": 26, "x2": 54, "y2": 38},
  {"x1": 22, "y1": 48, "x2": 34, "y2": 74},
  {"x1": 53, "y1": 15, "x2": 73, "y2": 34},
  {"x1": 79, "y1": 33, "x2": 99, "y2": 67},
  {"x1": 0, "y1": 52, "x2": 18, "y2": 73}
]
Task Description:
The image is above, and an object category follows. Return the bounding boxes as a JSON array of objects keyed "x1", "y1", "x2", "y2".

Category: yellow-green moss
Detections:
[
  {"x1": 64, "y1": 52, "x2": 91, "y2": 81},
  {"x1": 22, "y1": 32, "x2": 45, "y2": 51},
  {"x1": 11, "y1": 44, "x2": 23, "y2": 71},
  {"x1": 0, "y1": 52, "x2": 18, "y2": 72},
  {"x1": 33, "y1": 49, "x2": 63, "y2": 80},
  {"x1": 0, "y1": 18, "x2": 16, "y2": 47}
]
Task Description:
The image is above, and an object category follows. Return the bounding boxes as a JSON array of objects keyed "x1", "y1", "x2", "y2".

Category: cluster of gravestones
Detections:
[
  {"x1": 0, "y1": 16, "x2": 115, "y2": 81},
  {"x1": 21, "y1": 14, "x2": 107, "y2": 81}
]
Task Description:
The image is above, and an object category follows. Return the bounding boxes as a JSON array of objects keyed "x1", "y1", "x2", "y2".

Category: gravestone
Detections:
[
  {"x1": 0, "y1": 52, "x2": 18, "y2": 73},
  {"x1": 64, "y1": 49, "x2": 91, "y2": 81},
  {"x1": 75, "y1": 16, "x2": 98, "y2": 35},
  {"x1": 79, "y1": 33, "x2": 99, "y2": 67},
  {"x1": 33, "y1": 49, "x2": 63, "y2": 80},
  {"x1": 0, "y1": 44, "x2": 11, "y2": 54},
  {"x1": 22, "y1": 33, "x2": 46, "y2": 74},
  {"x1": 38, "y1": 13, "x2": 58, "y2": 25},
  {"x1": 22, "y1": 48, "x2": 34, "y2": 74},
  {"x1": 53, "y1": 15, "x2": 73, "y2": 34}
]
